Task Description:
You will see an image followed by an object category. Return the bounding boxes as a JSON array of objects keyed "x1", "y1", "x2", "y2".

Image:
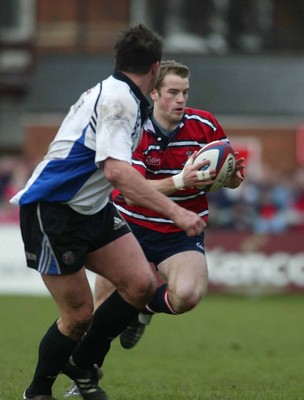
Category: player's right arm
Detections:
[{"x1": 104, "y1": 157, "x2": 206, "y2": 236}]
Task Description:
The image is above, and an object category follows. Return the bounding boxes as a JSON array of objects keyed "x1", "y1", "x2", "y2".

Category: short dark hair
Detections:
[
  {"x1": 114, "y1": 24, "x2": 163, "y2": 74},
  {"x1": 155, "y1": 60, "x2": 191, "y2": 92}
]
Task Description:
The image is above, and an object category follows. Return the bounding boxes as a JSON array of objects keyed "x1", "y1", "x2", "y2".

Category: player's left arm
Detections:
[
  {"x1": 132, "y1": 152, "x2": 215, "y2": 196},
  {"x1": 224, "y1": 152, "x2": 245, "y2": 189}
]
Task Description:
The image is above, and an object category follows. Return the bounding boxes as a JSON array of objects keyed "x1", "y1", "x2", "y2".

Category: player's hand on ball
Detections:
[
  {"x1": 224, "y1": 151, "x2": 245, "y2": 188},
  {"x1": 234, "y1": 152, "x2": 245, "y2": 178},
  {"x1": 172, "y1": 151, "x2": 216, "y2": 189},
  {"x1": 184, "y1": 152, "x2": 217, "y2": 188},
  {"x1": 192, "y1": 141, "x2": 236, "y2": 192}
]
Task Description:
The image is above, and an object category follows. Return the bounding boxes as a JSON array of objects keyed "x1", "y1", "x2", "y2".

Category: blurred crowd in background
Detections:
[
  {"x1": 208, "y1": 166, "x2": 304, "y2": 233},
  {"x1": 1, "y1": 155, "x2": 304, "y2": 234},
  {"x1": 0, "y1": 156, "x2": 30, "y2": 224}
]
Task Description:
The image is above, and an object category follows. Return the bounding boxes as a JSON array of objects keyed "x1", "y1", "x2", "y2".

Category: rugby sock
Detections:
[
  {"x1": 144, "y1": 283, "x2": 177, "y2": 315},
  {"x1": 72, "y1": 290, "x2": 139, "y2": 368},
  {"x1": 26, "y1": 321, "x2": 79, "y2": 397}
]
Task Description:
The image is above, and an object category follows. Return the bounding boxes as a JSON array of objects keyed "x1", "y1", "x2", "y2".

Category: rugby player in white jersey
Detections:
[{"x1": 11, "y1": 27, "x2": 206, "y2": 400}]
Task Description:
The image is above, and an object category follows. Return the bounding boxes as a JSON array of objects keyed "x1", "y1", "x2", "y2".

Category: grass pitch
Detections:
[{"x1": 0, "y1": 293, "x2": 304, "y2": 400}]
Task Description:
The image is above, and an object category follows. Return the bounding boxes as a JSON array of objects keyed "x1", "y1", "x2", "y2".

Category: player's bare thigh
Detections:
[
  {"x1": 86, "y1": 232, "x2": 158, "y2": 308},
  {"x1": 157, "y1": 251, "x2": 208, "y2": 313}
]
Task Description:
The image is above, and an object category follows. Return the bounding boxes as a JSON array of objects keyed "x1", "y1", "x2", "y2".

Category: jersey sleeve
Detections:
[{"x1": 95, "y1": 91, "x2": 138, "y2": 167}]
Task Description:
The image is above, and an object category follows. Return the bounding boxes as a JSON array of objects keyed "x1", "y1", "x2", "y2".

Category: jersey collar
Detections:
[
  {"x1": 113, "y1": 71, "x2": 150, "y2": 125},
  {"x1": 144, "y1": 110, "x2": 186, "y2": 149},
  {"x1": 144, "y1": 109, "x2": 186, "y2": 135}
]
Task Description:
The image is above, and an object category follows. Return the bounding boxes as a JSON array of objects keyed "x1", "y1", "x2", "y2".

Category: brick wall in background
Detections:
[
  {"x1": 226, "y1": 125, "x2": 298, "y2": 172},
  {"x1": 36, "y1": 0, "x2": 130, "y2": 53},
  {"x1": 24, "y1": 119, "x2": 299, "y2": 173},
  {"x1": 24, "y1": 122, "x2": 59, "y2": 167}
]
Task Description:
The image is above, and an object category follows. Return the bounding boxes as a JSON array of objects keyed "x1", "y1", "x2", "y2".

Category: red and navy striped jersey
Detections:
[{"x1": 113, "y1": 107, "x2": 230, "y2": 233}]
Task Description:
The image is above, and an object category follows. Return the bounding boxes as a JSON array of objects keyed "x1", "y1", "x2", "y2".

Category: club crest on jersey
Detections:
[{"x1": 62, "y1": 251, "x2": 76, "y2": 265}]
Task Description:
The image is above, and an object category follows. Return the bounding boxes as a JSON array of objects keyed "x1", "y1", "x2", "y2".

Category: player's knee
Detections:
[
  {"x1": 70, "y1": 316, "x2": 93, "y2": 340},
  {"x1": 133, "y1": 277, "x2": 157, "y2": 306},
  {"x1": 172, "y1": 287, "x2": 204, "y2": 314},
  {"x1": 124, "y1": 273, "x2": 157, "y2": 308},
  {"x1": 65, "y1": 305, "x2": 94, "y2": 340}
]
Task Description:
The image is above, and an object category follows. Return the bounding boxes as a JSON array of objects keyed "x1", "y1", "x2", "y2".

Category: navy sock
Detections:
[
  {"x1": 72, "y1": 290, "x2": 139, "y2": 368},
  {"x1": 144, "y1": 283, "x2": 177, "y2": 314},
  {"x1": 26, "y1": 321, "x2": 79, "y2": 397}
]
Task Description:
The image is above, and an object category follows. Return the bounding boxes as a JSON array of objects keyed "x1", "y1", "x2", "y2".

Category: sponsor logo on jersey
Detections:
[{"x1": 146, "y1": 155, "x2": 161, "y2": 167}]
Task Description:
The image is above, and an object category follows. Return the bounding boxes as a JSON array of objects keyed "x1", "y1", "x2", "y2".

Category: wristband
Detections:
[
  {"x1": 172, "y1": 154, "x2": 195, "y2": 189},
  {"x1": 172, "y1": 173, "x2": 184, "y2": 189}
]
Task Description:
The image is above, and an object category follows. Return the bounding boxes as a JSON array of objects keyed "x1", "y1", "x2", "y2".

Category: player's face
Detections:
[{"x1": 151, "y1": 74, "x2": 189, "y2": 130}]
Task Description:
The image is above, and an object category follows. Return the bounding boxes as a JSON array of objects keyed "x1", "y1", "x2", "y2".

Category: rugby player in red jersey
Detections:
[{"x1": 64, "y1": 59, "x2": 245, "y2": 399}]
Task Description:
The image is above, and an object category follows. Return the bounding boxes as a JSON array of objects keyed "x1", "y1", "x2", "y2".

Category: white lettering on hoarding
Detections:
[{"x1": 208, "y1": 249, "x2": 304, "y2": 288}]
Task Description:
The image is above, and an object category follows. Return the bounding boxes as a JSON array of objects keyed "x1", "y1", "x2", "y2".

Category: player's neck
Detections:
[
  {"x1": 152, "y1": 111, "x2": 179, "y2": 132},
  {"x1": 123, "y1": 71, "x2": 153, "y2": 96}
]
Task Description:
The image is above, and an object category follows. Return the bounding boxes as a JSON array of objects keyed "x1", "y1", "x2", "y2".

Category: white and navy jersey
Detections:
[
  {"x1": 11, "y1": 72, "x2": 149, "y2": 215},
  {"x1": 113, "y1": 108, "x2": 230, "y2": 233}
]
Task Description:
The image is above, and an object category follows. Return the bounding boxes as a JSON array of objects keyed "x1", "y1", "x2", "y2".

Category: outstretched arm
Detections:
[{"x1": 104, "y1": 158, "x2": 206, "y2": 236}]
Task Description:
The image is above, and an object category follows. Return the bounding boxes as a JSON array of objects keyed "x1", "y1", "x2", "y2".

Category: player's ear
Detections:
[{"x1": 150, "y1": 89, "x2": 158, "y2": 101}]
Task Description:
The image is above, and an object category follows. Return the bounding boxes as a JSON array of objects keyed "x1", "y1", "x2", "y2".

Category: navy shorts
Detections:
[
  {"x1": 19, "y1": 201, "x2": 131, "y2": 275},
  {"x1": 128, "y1": 221, "x2": 205, "y2": 267}
]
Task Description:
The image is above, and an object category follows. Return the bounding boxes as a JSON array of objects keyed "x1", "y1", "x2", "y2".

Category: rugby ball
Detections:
[{"x1": 193, "y1": 140, "x2": 236, "y2": 192}]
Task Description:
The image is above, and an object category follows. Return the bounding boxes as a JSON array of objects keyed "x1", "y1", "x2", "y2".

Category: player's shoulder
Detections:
[
  {"x1": 184, "y1": 107, "x2": 215, "y2": 120},
  {"x1": 102, "y1": 75, "x2": 132, "y2": 97},
  {"x1": 184, "y1": 107, "x2": 219, "y2": 130},
  {"x1": 100, "y1": 76, "x2": 138, "y2": 113},
  {"x1": 72, "y1": 82, "x2": 101, "y2": 107}
]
